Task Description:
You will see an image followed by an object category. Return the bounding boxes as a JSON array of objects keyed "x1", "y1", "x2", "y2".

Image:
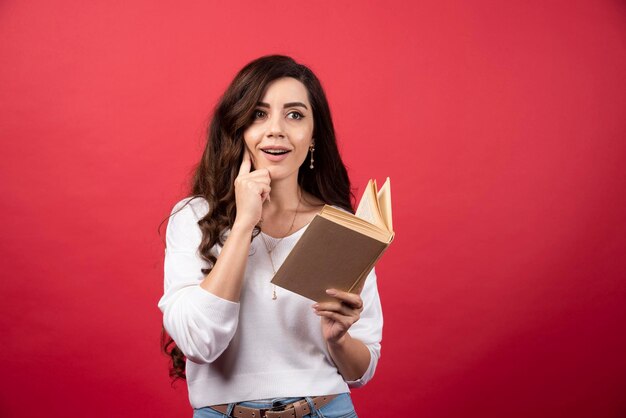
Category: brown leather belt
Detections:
[{"x1": 210, "y1": 395, "x2": 337, "y2": 418}]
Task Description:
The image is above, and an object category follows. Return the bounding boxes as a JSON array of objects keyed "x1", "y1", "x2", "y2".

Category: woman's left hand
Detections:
[{"x1": 313, "y1": 289, "x2": 364, "y2": 344}]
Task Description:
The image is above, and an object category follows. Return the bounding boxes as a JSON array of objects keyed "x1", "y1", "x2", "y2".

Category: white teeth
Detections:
[{"x1": 263, "y1": 149, "x2": 290, "y2": 155}]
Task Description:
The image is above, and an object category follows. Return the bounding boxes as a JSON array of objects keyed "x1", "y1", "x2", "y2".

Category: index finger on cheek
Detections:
[{"x1": 239, "y1": 149, "x2": 251, "y2": 175}]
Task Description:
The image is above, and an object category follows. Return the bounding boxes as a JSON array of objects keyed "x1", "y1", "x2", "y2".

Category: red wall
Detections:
[{"x1": 1, "y1": 1, "x2": 625, "y2": 417}]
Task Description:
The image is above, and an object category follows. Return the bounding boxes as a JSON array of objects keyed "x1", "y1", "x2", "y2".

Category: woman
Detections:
[{"x1": 158, "y1": 55, "x2": 383, "y2": 418}]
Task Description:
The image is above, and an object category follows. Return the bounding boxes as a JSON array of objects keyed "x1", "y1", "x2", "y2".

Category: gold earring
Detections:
[{"x1": 309, "y1": 144, "x2": 315, "y2": 169}]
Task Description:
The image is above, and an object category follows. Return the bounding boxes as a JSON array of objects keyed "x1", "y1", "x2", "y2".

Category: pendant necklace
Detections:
[{"x1": 260, "y1": 190, "x2": 302, "y2": 300}]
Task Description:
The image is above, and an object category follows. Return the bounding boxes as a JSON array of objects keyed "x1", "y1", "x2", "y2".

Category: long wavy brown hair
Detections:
[{"x1": 161, "y1": 55, "x2": 354, "y2": 381}]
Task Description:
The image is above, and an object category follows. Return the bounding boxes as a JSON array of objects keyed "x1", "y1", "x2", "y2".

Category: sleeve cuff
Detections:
[{"x1": 345, "y1": 344, "x2": 378, "y2": 388}]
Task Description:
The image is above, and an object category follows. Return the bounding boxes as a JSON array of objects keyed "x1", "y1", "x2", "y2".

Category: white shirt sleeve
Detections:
[
  {"x1": 157, "y1": 198, "x2": 240, "y2": 364},
  {"x1": 343, "y1": 268, "x2": 383, "y2": 387}
]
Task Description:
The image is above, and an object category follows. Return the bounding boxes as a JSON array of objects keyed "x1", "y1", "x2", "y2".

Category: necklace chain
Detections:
[{"x1": 260, "y1": 190, "x2": 302, "y2": 300}]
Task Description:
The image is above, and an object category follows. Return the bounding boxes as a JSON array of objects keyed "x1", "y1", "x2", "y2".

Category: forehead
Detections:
[{"x1": 260, "y1": 77, "x2": 310, "y2": 104}]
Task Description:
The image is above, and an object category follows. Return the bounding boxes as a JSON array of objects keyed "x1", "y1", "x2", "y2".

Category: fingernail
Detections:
[
  {"x1": 312, "y1": 303, "x2": 319, "y2": 308},
  {"x1": 325, "y1": 289, "x2": 336, "y2": 295}
]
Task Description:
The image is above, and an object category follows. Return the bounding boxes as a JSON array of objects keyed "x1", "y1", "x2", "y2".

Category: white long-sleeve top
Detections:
[{"x1": 158, "y1": 197, "x2": 383, "y2": 408}]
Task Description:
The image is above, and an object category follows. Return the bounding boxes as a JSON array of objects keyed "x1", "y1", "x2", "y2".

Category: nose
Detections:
[{"x1": 267, "y1": 113, "x2": 285, "y2": 138}]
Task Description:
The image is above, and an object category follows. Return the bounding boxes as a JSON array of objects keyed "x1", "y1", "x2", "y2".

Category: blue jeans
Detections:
[{"x1": 193, "y1": 393, "x2": 357, "y2": 418}]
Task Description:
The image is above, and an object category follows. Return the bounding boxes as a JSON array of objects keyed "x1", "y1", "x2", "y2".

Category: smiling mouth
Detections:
[{"x1": 261, "y1": 148, "x2": 291, "y2": 155}]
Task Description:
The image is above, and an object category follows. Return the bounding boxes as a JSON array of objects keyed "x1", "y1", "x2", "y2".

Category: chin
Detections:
[{"x1": 265, "y1": 165, "x2": 298, "y2": 182}]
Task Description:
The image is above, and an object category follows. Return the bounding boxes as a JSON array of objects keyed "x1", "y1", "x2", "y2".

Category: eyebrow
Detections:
[{"x1": 256, "y1": 101, "x2": 309, "y2": 110}]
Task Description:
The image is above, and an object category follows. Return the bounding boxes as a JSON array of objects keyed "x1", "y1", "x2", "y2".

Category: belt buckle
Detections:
[{"x1": 263, "y1": 404, "x2": 289, "y2": 417}]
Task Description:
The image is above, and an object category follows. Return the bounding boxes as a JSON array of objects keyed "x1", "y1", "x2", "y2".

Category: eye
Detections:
[
  {"x1": 253, "y1": 109, "x2": 267, "y2": 120},
  {"x1": 287, "y1": 111, "x2": 304, "y2": 120}
]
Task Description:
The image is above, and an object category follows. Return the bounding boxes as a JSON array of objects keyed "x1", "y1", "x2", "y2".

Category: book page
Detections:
[
  {"x1": 355, "y1": 179, "x2": 387, "y2": 230},
  {"x1": 355, "y1": 180, "x2": 376, "y2": 224},
  {"x1": 377, "y1": 177, "x2": 393, "y2": 232},
  {"x1": 321, "y1": 205, "x2": 393, "y2": 243}
]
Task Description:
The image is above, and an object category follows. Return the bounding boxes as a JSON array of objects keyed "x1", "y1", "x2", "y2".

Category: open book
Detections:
[{"x1": 271, "y1": 178, "x2": 394, "y2": 302}]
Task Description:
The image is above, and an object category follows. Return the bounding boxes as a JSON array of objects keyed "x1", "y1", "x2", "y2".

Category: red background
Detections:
[{"x1": 1, "y1": 1, "x2": 625, "y2": 417}]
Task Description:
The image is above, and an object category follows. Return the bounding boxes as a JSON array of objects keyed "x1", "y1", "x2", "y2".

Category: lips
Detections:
[
  {"x1": 261, "y1": 147, "x2": 292, "y2": 155},
  {"x1": 260, "y1": 146, "x2": 292, "y2": 162}
]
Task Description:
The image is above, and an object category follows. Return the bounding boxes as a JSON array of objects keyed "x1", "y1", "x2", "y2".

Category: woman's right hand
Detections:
[{"x1": 233, "y1": 149, "x2": 271, "y2": 231}]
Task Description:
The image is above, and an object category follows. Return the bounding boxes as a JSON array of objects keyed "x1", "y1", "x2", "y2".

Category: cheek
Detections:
[
  {"x1": 243, "y1": 126, "x2": 263, "y2": 149},
  {"x1": 295, "y1": 139, "x2": 313, "y2": 162},
  {"x1": 289, "y1": 123, "x2": 313, "y2": 143}
]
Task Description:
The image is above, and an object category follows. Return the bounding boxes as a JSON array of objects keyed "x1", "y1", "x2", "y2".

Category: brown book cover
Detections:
[{"x1": 271, "y1": 178, "x2": 394, "y2": 302}]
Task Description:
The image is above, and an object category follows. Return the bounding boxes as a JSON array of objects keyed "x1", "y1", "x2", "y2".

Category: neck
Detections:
[{"x1": 264, "y1": 177, "x2": 301, "y2": 212}]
